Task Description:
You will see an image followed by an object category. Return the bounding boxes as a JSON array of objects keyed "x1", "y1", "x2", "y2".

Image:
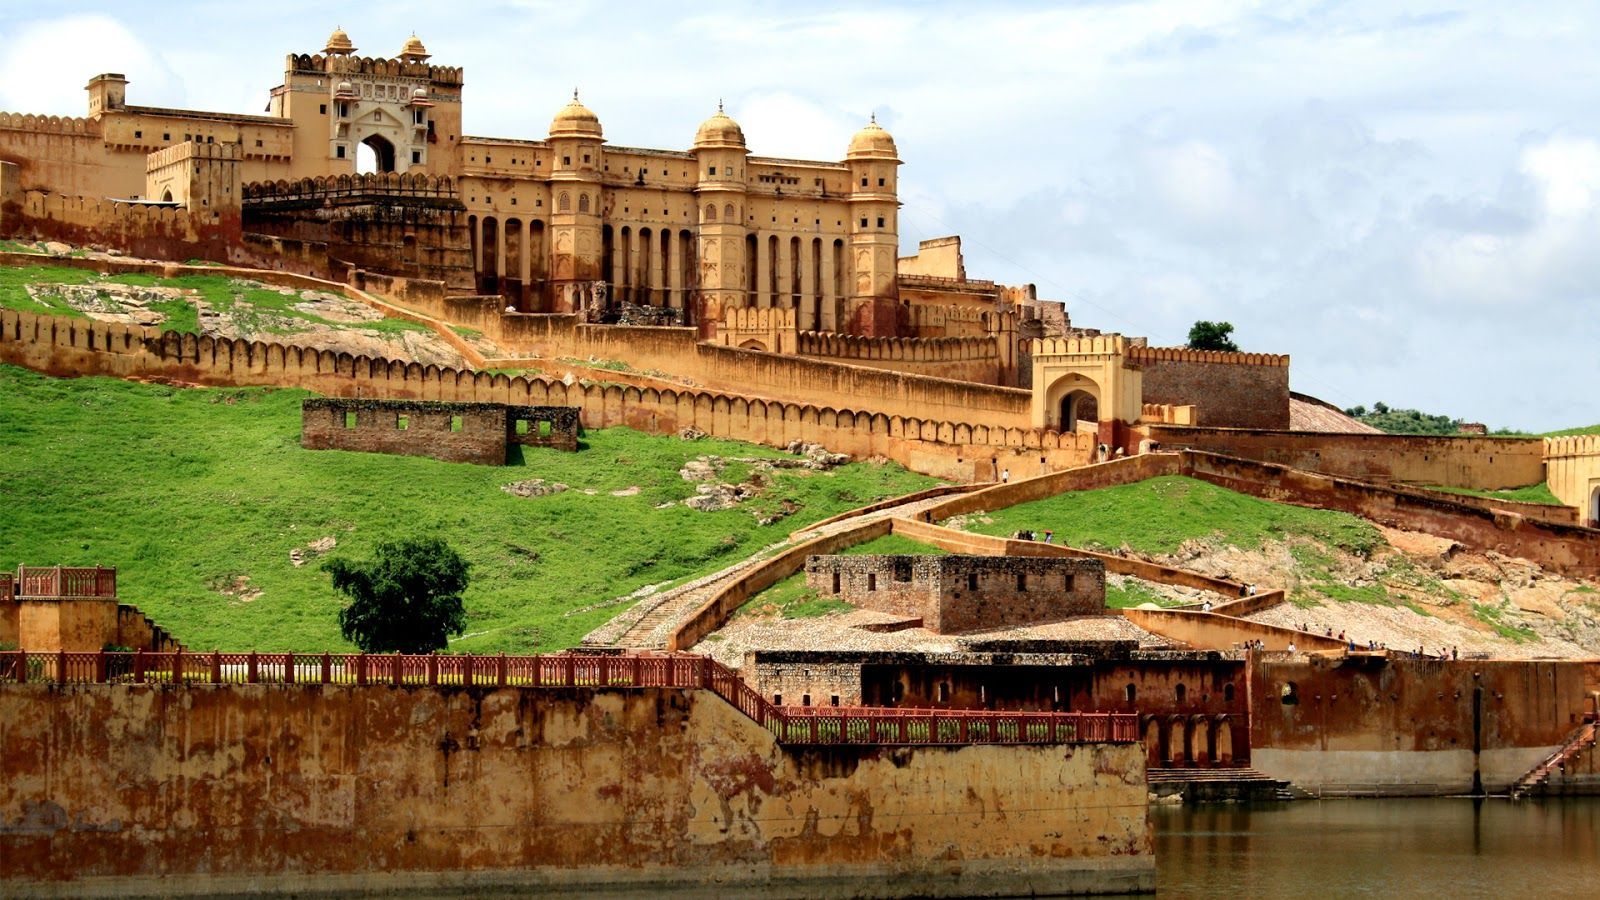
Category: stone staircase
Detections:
[
  {"x1": 1510, "y1": 722, "x2": 1598, "y2": 799},
  {"x1": 1147, "y1": 767, "x2": 1292, "y2": 802}
]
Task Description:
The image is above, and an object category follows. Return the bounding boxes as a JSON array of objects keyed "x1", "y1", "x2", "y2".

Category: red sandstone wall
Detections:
[
  {"x1": 301, "y1": 401, "x2": 509, "y2": 465},
  {"x1": 1149, "y1": 425, "x2": 1547, "y2": 491}
]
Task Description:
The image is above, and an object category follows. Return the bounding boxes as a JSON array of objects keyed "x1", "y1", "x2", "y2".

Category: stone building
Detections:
[{"x1": 803, "y1": 553, "x2": 1107, "y2": 633}]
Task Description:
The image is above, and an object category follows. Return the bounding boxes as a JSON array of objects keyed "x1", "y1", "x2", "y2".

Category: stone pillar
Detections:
[
  {"x1": 755, "y1": 233, "x2": 771, "y2": 308},
  {"x1": 799, "y1": 240, "x2": 817, "y2": 330},
  {"x1": 668, "y1": 231, "x2": 684, "y2": 311},
  {"x1": 820, "y1": 243, "x2": 836, "y2": 332}
]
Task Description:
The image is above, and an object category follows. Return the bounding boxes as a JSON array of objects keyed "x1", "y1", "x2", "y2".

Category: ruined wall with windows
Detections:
[
  {"x1": 300, "y1": 398, "x2": 578, "y2": 464},
  {"x1": 803, "y1": 554, "x2": 1106, "y2": 633}
]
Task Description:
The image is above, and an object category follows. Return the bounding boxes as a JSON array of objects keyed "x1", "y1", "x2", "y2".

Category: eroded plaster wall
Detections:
[{"x1": 0, "y1": 683, "x2": 1154, "y2": 897}]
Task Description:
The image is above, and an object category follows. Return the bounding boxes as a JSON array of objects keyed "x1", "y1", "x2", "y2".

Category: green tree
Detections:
[
  {"x1": 1186, "y1": 320, "x2": 1240, "y2": 352},
  {"x1": 323, "y1": 537, "x2": 469, "y2": 653}
]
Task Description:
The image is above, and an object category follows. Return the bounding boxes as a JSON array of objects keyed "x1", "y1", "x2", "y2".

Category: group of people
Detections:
[{"x1": 1015, "y1": 529, "x2": 1055, "y2": 544}]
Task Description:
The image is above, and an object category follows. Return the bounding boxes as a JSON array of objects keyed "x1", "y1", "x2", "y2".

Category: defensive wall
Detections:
[
  {"x1": 1251, "y1": 656, "x2": 1595, "y2": 795},
  {"x1": 0, "y1": 655, "x2": 1153, "y2": 897},
  {"x1": 1146, "y1": 425, "x2": 1547, "y2": 492},
  {"x1": 1545, "y1": 434, "x2": 1600, "y2": 524},
  {"x1": 1126, "y1": 347, "x2": 1290, "y2": 430},
  {"x1": 0, "y1": 567, "x2": 180, "y2": 653},
  {"x1": 798, "y1": 330, "x2": 1004, "y2": 385},
  {"x1": 0, "y1": 306, "x2": 1094, "y2": 483}
]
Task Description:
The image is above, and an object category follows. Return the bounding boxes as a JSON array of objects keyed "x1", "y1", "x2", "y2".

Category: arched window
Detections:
[
  {"x1": 1124, "y1": 683, "x2": 1137, "y2": 703},
  {"x1": 578, "y1": 193, "x2": 590, "y2": 213},
  {"x1": 704, "y1": 203, "x2": 716, "y2": 222},
  {"x1": 724, "y1": 202, "x2": 736, "y2": 220},
  {"x1": 1175, "y1": 683, "x2": 1187, "y2": 704},
  {"x1": 558, "y1": 192, "x2": 571, "y2": 212},
  {"x1": 1223, "y1": 683, "x2": 1235, "y2": 703}
]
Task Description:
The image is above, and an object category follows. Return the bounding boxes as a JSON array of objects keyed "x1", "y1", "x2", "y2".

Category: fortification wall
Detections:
[
  {"x1": 0, "y1": 113, "x2": 140, "y2": 198},
  {"x1": 799, "y1": 331, "x2": 1002, "y2": 385},
  {"x1": 301, "y1": 399, "x2": 511, "y2": 465},
  {"x1": 0, "y1": 683, "x2": 1154, "y2": 896},
  {"x1": 1128, "y1": 348, "x2": 1290, "y2": 429},
  {"x1": 1147, "y1": 425, "x2": 1546, "y2": 491},
  {"x1": 1183, "y1": 451, "x2": 1600, "y2": 577},
  {"x1": 1251, "y1": 656, "x2": 1593, "y2": 794},
  {"x1": 0, "y1": 307, "x2": 1094, "y2": 483},
  {"x1": 1, "y1": 187, "x2": 241, "y2": 264},
  {"x1": 1545, "y1": 435, "x2": 1600, "y2": 523}
]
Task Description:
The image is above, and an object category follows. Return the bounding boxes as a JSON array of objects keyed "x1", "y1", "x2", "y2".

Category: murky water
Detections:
[{"x1": 1154, "y1": 798, "x2": 1600, "y2": 897}]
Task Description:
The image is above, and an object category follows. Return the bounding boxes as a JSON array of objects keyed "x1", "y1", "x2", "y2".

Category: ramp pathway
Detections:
[{"x1": 582, "y1": 490, "x2": 973, "y2": 650}]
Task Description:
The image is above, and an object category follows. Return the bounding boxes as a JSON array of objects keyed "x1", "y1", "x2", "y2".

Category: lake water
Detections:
[{"x1": 1153, "y1": 798, "x2": 1600, "y2": 897}]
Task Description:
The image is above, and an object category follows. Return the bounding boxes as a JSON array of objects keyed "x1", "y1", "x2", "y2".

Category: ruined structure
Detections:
[
  {"x1": 803, "y1": 553, "x2": 1106, "y2": 633},
  {"x1": 300, "y1": 398, "x2": 579, "y2": 464},
  {"x1": 0, "y1": 566, "x2": 180, "y2": 653}
]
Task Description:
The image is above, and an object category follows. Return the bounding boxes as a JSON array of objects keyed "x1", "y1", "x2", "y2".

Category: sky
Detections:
[{"x1": 1, "y1": 0, "x2": 1596, "y2": 430}]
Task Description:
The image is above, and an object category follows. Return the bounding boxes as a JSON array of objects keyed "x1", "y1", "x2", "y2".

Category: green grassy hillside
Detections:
[{"x1": 0, "y1": 365, "x2": 936, "y2": 652}]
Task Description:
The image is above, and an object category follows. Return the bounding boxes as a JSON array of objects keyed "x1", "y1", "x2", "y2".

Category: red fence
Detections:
[
  {"x1": 0, "y1": 650, "x2": 1138, "y2": 748},
  {"x1": 15, "y1": 566, "x2": 117, "y2": 598},
  {"x1": 0, "y1": 573, "x2": 12, "y2": 603}
]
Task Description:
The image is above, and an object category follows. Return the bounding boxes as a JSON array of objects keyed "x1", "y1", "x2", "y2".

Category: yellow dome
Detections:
[
  {"x1": 693, "y1": 102, "x2": 745, "y2": 150},
  {"x1": 399, "y1": 34, "x2": 430, "y2": 61},
  {"x1": 324, "y1": 27, "x2": 356, "y2": 55},
  {"x1": 550, "y1": 90, "x2": 603, "y2": 140},
  {"x1": 847, "y1": 116, "x2": 898, "y2": 160}
]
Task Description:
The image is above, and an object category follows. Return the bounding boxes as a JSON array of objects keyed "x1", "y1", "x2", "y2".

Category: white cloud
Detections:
[{"x1": 0, "y1": 15, "x2": 179, "y2": 115}]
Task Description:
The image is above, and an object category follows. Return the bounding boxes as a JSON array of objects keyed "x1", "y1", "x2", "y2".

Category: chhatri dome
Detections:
[
  {"x1": 398, "y1": 34, "x2": 430, "y2": 62},
  {"x1": 323, "y1": 26, "x2": 356, "y2": 56},
  {"x1": 549, "y1": 90, "x2": 603, "y2": 140},
  {"x1": 693, "y1": 101, "x2": 746, "y2": 150},
  {"x1": 847, "y1": 114, "x2": 898, "y2": 160}
]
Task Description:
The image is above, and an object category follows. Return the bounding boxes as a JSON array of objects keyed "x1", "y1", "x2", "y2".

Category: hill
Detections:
[{"x1": 0, "y1": 365, "x2": 936, "y2": 652}]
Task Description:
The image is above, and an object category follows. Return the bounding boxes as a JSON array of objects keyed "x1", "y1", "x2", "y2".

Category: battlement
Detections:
[
  {"x1": 0, "y1": 112, "x2": 98, "y2": 136},
  {"x1": 1128, "y1": 346, "x2": 1290, "y2": 367},
  {"x1": 287, "y1": 53, "x2": 463, "y2": 87},
  {"x1": 242, "y1": 172, "x2": 459, "y2": 203},
  {"x1": 723, "y1": 306, "x2": 796, "y2": 331},
  {"x1": 799, "y1": 331, "x2": 999, "y2": 363},
  {"x1": 1545, "y1": 434, "x2": 1600, "y2": 459},
  {"x1": 898, "y1": 273, "x2": 999, "y2": 293},
  {"x1": 145, "y1": 140, "x2": 243, "y2": 172},
  {"x1": 1030, "y1": 334, "x2": 1129, "y2": 358}
]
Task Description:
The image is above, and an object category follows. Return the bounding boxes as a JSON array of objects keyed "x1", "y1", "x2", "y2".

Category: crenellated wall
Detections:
[
  {"x1": 798, "y1": 330, "x2": 1003, "y2": 384},
  {"x1": 0, "y1": 307, "x2": 1095, "y2": 482},
  {"x1": 1545, "y1": 434, "x2": 1600, "y2": 524},
  {"x1": 1125, "y1": 346, "x2": 1290, "y2": 430}
]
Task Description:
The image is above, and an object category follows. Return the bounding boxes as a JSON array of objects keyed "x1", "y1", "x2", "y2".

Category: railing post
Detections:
[
  {"x1": 132, "y1": 649, "x2": 143, "y2": 684},
  {"x1": 247, "y1": 651, "x2": 258, "y2": 684},
  {"x1": 392, "y1": 651, "x2": 402, "y2": 686},
  {"x1": 172, "y1": 648, "x2": 182, "y2": 685},
  {"x1": 563, "y1": 655, "x2": 574, "y2": 687},
  {"x1": 463, "y1": 654, "x2": 475, "y2": 688},
  {"x1": 95, "y1": 650, "x2": 107, "y2": 684},
  {"x1": 427, "y1": 653, "x2": 437, "y2": 686},
  {"x1": 56, "y1": 649, "x2": 66, "y2": 685},
  {"x1": 284, "y1": 653, "x2": 295, "y2": 684},
  {"x1": 497, "y1": 652, "x2": 507, "y2": 687},
  {"x1": 357, "y1": 654, "x2": 368, "y2": 686},
  {"x1": 630, "y1": 655, "x2": 640, "y2": 686},
  {"x1": 321, "y1": 652, "x2": 332, "y2": 684},
  {"x1": 210, "y1": 650, "x2": 221, "y2": 684},
  {"x1": 598, "y1": 655, "x2": 608, "y2": 687}
]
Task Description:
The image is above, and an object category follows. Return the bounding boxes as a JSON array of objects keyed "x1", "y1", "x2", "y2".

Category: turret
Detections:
[
  {"x1": 85, "y1": 73, "x2": 127, "y2": 118},
  {"x1": 547, "y1": 91, "x2": 606, "y2": 313},
  {"x1": 844, "y1": 114, "x2": 901, "y2": 336},
  {"x1": 692, "y1": 102, "x2": 750, "y2": 337}
]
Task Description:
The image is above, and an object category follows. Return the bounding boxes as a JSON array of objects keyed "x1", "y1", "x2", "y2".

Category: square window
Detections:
[
  {"x1": 344, "y1": 411, "x2": 357, "y2": 428},
  {"x1": 538, "y1": 420, "x2": 552, "y2": 437},
  {"x1": 563, "y1": 156, "x2": 571, "y2": 165},
  {"x1": 396, "y1": 414, "x2": 409, "y2": 430},
  {"x1": 163, "y1": 133, "x2": 170, "y2": 141},
  {"x1": 859, "y1": 217, "x2": 868, "y2": 228},
  {"x1": 861, "y1": 177, "x2": 868, "y2": 186},
  {"x1": 450, "y1": 415, "x2": 463, "y2": 432},
  {"x1": 510, "y1": 197, "x2": 517, "y2": 205},
  {"x1": 134, "y1": 130, "x2": 142, "y2": 139},
  {"x1": 256, "y1": 139, "x2": 264, "y2": 148},
  {"x1": 320, "y1": 104, "x2": 327, "y2": 115},
  {"x1": 878, "y1": 177, "x2": 885, "y2": 186},
  {"x1": 412, "y1": 151, "x2": 421, "y2": 164},
  {"x1": 515, "y1": 419, "x2": 530, "y2": 435},
  {"x1": 583, "y1": 153, "x2": 590, "y2": 163},
  {"x1": 336, "y1": 145, "x2": 346, "y2": 158},
  {"x1": 877, "y1": 217, "x2": 885, "y2": 228},
  {"x1": 708, "y1": 165, "x2": 716, "y2": 175}
]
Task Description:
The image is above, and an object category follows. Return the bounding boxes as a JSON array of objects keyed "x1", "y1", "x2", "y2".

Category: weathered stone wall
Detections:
[
  {"x1": 1148, "y1": 425, "x2": 1547, "y2": 491},
  {"x1": 0, "y1": 683, "x2": 1155, "y2": 897},
  {"x1": 1545, "y1": 434, "x2": 1600, "y2": 524},
  {"x1": 301, "y1": 398, "x2": 511, "y2": 465},
  {"x1": 743, "y1": 651, "x2": 866, "y2": 706},
  {"x1": 1131, "y1": 350, "x2": 1290, "y2": 430},
  {"x1": 16, "y1": 599, "x2": 118, "y2": 653},
  {"x1": 804, "y1": 554, "x2": 1106, "y2": 633},
  {"x1": 1250, "y1": 656, "x2": 1595, "y2": 794}
]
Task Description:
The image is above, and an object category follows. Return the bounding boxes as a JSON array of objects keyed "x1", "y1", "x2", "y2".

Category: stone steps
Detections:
[{"x1": 1510, "y1": 722, "x2": 1597, "y2": 799}]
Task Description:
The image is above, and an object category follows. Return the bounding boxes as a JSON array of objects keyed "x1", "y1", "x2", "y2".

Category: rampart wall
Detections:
[
  {"x1": 1250, "y1": 656, "x2": 1594, "y2": 794},
  {"x1": 1545, "y1": 434, "x2": 1600, "y2": 522},
  {"x1": 1126, "y1": 347, "x2": 1290, "y2": 430},
  {"x1": 0, "y1": 683, "x2": 1153, "y2": 896},
  {"x1": 798, "y1": 330, "x2": 1003, "y2": 385},
  {"x1": 1148, "y1": 425, "x2": 1547, "y2": 491},
  {"x1": 0, "y1": 306, "x2": 1094, "y2": 483}
]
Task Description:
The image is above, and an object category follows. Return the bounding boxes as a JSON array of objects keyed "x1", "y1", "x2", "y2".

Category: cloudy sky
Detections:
[{"x1": 2, "y1": 1, "x2": 1596, "y2": 430}]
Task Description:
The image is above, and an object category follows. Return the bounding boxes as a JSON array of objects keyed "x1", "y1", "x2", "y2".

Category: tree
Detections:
[
  {"x1": 323, "y1": 537, "x2": 469, "y2": 653},
  {"x1": 1186, "y1": 320, "x2": 1240, "y2": 352}
]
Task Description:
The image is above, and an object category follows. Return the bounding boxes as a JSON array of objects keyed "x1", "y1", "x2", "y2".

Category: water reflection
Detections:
[{"x1": 1154, "y1": 798, "x2": 1599, "y2": 898}]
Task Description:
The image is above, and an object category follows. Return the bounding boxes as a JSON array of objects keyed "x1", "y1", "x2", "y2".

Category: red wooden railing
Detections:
[
  {"x1": 0, "y1": 573, "x2": 13, "y2": 603},
  {"x1": 0, "y1": 650, "x2": 1138, "y2": 747},
  {"x1": 15, "y1": 566, "x2": 117, "y2": 598}
]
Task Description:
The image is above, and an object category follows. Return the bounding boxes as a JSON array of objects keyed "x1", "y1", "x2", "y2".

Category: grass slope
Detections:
[
  {"x1": 1422, "y1": 482, "x2": 1563, "y2": 506},
  {"x1": 957, "y1": 475, "x2": 1384, "y2": 557},
  {"x1": 0, "y1": 365, "x2": 936, "y2": 652}
]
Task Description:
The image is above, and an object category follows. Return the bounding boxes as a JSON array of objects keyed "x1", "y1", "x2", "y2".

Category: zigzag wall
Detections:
[{"x1": 0, "y1": 307, "x2": 1093, "y2": 482}]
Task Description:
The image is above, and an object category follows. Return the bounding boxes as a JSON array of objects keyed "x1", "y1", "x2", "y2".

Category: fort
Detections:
[{"x1": 0, "y1": 24, "x2": 1597, "y2": 900}]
